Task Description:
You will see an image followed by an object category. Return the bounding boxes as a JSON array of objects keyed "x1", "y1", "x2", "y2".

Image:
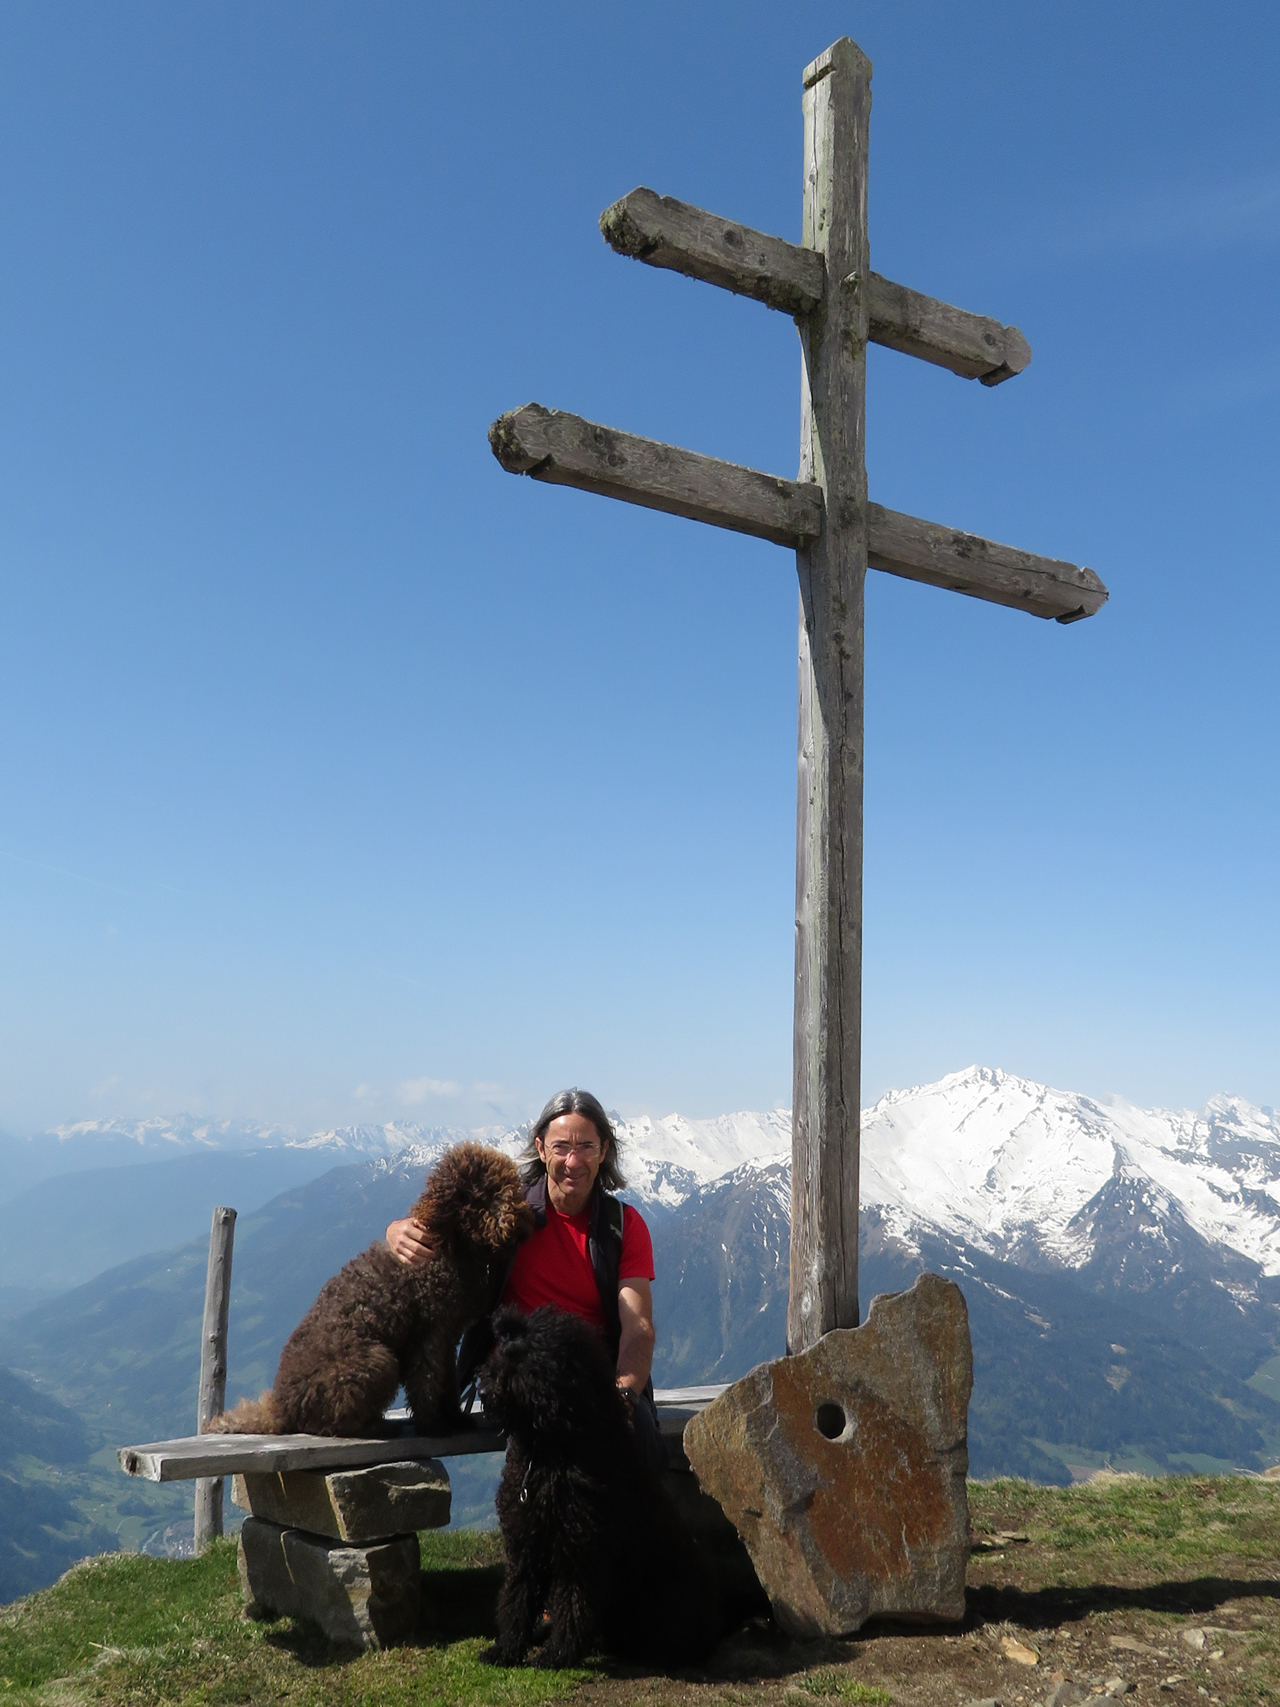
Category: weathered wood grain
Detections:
[
  {"x1": 489, "y1": 403, "x2": 823, "y2": 548},
  {"x1": 597, "y1": 187, "x2": 1030, "y2": 384},
  {"x1": 119, "y1": 1388, "x2": 721, "y2": 1483},
  {"x1": 790, "y1": 37, "x2": 870, "y2": 1354},
  {"x1": 194, "y1": 1206, "x2": 235, "y2": 1551},
  {"x1": 600, "y1": 187, "x2": 825, "y2": 318},
  {"x1": 867, "y1": 274, "x2": 1031, "y2": 385},
  {"x1": 653, "y1": 1383, "x2": 729, "y2": 1406},
  {"x1": 483, "y1": 36, "x2": 1104, "y2": 1379},
  {"x1": 121, "y1": 1431, "x2": 505, "y2": 1483},
  {"x1": 868, "y1": 504, "x2": 1107, "y2": 621}
]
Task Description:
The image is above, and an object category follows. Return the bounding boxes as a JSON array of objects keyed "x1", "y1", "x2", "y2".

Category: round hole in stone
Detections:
[{"x1": 814, "y1": 1401, "x2": 846, "y2": 1440}]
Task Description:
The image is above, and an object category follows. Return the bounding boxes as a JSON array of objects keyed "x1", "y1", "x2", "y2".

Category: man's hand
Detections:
[{"x1": 386, "y1": 1217, "x2": 433, "y2": 1266}]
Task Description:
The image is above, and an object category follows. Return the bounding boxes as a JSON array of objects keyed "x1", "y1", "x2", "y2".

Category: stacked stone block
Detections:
[{"x1": 233, "y1": 1458, "x2": 451, "y2": 1649}]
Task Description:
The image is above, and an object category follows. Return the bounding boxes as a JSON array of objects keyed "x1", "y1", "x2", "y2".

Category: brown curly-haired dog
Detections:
[{"x1": 207, "y1": 1142, "x2": 533, "y2": 1439}]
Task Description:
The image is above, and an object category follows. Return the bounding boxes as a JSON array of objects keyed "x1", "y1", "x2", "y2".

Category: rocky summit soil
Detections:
[{"x1": 2, "y1": 1476, "x2": 1279, "y2": 1707}]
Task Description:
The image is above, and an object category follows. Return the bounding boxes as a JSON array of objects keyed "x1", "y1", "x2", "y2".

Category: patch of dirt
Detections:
[{"x1": 561, "y1": 1481, "x2": 1280, "y2": 1707}]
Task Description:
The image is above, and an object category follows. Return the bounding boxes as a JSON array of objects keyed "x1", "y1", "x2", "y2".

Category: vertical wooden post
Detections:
[
  {"x1": 194, "y1": 1205, "x2": 236, "y2": 1552},
  {"x1": 789, "y1": 38, "x2": 871, "y2": 1354}
]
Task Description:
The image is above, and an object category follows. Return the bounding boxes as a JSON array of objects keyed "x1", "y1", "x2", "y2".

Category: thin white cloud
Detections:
[{"x1": 399, "y1": 1076, "x2": 463, "y2": 1103}]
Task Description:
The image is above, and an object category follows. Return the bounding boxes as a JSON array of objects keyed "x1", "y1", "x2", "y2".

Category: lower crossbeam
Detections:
[{"x1": 489, "y1": 403, "x2": 1107, "y2": 623}]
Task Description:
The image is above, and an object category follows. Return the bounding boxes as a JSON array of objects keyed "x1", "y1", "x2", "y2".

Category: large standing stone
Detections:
[
  {"x1": 683, "y1": 1272, "x2": 972, "y2": 1637},
  {"x1": 238, "y1": 1515, "x2": 421, "y2": 1649},
  {"x1": 231, "y1": 1458, "x2": 450, "y2": 1542}
]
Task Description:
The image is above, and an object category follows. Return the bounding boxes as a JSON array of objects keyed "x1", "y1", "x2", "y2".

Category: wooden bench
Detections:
[
  {"x1": 117, "y1": 1384, "x2": 726, "y2": 1481},
  {"x1": 118, "y1": 1386, "x2": 737, "y2": 1649}
]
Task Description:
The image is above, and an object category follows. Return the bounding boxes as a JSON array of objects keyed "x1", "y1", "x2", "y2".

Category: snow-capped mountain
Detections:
[
  {"x1": 18, "y1": 1073, "x2": 1280, "y2": 1278},
  {"x1": 0, "y1": 1116, "x2": 481, "y2": 1202},
  {"x1": 0, "y1": 1116, "x2": 302, "y2": 1203},
  {"x1": 297, "y1": 1122, "x2": 488, "y2": 1159},
  {"x1": 9, "y1": 1065, "x2": 1280, "y2": 1513},
  {"x1": 859, "y1": 1065, "x2": 1280, "y2": 1276},
  {"x1": 39, "y1": 1115, "x2": 477, "y2": 1162},
  {"x1": 610, "y1": 1109, "x2": 792, "y2": 1205},
  {"x1": 42, "y1": 1113, "x2": 293, "y2": 1155},
  {"x1": 387, "y1": 1108, "x2": 792, "y2": 1214}
]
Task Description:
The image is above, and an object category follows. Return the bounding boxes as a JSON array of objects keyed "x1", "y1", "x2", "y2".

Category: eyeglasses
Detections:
[{"x1": 542, "y1": 1141, "x2": 601, "y2": 1161}]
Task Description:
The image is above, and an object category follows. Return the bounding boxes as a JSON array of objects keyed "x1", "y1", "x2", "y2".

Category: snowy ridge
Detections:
[
  {"x1": 859, "y1": 1065, "x2": 1280, "y2": 1275},
  {"x1": 612, "y1": 1110, "x2": 791, "y2": 1205},
  {"x1": 33, "y1": 1116, "x2": 494, "y2": 1163},
  {"x1": 44, "y1": 1114, "x2": 294, "y2": 1153},
  {"x1": 25, "y1": 1072, "x2": 1280, "y2": 1280},
  {"x1": 380, "y1": 1109, "x2": 791, "y2": 1209},
  {"x1": 300, "y1": 1122, "x2": 498, "y2": 1159}
]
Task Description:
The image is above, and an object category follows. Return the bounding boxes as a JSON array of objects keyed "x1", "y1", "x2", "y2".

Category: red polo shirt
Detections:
[{"x1": 501, "y1": 1197, "x2": 654, "y2": 1332}]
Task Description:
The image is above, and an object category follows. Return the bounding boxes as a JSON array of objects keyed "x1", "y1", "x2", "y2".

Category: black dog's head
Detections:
[{"x1": 479, "y1": 1306, "x2": 625, "y2": 1447}]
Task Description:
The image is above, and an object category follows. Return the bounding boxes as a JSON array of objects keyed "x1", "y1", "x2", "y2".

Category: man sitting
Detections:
[{"x1": 387, "y1": 1087, "x2": 665, "y2": 1470}]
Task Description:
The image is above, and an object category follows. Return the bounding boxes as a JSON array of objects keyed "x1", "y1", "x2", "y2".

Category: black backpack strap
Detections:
[
  {"x1": 459, "y1": 1180, "x2": 629, "y2": 1415},
  {"x1": 588, "y1": 1188, "x2": 625, "y2": 1363},
  {"x1": 457, "y1": 1176, "x2": 547, "y2": 1414},
  {"x1": 592, "y1": 1196, "x2": 662, "y2": 1466}
]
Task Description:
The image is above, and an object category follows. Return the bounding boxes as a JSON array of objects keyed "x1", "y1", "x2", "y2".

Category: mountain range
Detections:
[
  {"x1": 0, "y1": 1115, "x2": 477, "y2": 1207},
  {"x1": 3, "y1": 1067, "x2": 1280, "y2": 1601},
  {"x1": 861, "y1": 1067, "x2": 1280, "y2": 1274}
]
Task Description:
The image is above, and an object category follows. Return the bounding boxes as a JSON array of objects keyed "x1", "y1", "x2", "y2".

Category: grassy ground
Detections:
[{"x1": 2, "y1": 1477, "x2": 1279, "y2": 1707}]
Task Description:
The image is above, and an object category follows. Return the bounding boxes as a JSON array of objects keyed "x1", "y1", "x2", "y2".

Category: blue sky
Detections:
[{"x1": 1, "y1": 1, "x2": 1277, "y2": 1136}]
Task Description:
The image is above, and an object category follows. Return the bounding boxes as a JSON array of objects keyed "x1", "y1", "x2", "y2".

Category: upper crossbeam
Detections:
[
  {"x1": 599, "y1": 187, "x2": 1030, "y2": 386},
  {"x1": 489, "y1": 403, "x2": 1107, "y2": 623}
]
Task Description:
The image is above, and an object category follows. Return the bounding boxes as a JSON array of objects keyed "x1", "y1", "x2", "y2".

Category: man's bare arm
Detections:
[{"x1": 616, "y1": 1277, "x2": 656, "y2": 1394}]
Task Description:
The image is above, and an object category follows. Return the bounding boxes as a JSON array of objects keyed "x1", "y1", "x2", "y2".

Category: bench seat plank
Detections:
[
  {"x1": 119, "y1": 1431, "x2": 502, "y2": 1482},
  {"x1": 119, "y1": 1386, "x2": 730, "y2": 1482}
]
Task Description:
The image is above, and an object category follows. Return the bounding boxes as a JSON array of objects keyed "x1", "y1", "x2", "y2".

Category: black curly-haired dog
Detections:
[
  {"x1": 207, "y1": 1142, "x2": 533, "y2": 1438},
  {"x1": 478, "y1": 1305, "x2": 720, "y2": 1669}
]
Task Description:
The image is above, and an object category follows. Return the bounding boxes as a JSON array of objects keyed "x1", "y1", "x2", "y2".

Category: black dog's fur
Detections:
[
  {"x1": 478, "y1": 1305, "x2": 720, "y2": 1669},
  {"x1": 208, "y1": 1142, "x2": 533, "y2": 1438}
]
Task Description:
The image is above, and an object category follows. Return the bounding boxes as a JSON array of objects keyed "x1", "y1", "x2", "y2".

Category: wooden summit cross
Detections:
[{"x1": 489, "y1": 38, "x2": 1107, "y2": 1359}]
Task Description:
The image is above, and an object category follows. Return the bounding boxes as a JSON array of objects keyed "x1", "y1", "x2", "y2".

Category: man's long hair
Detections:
[{"x1": 518, "y1": 1087, "x2": 627, "y2": 1192}]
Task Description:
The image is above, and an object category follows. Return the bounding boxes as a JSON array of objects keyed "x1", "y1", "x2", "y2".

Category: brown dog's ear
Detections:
[
  {"x1": 458, "y1": 1167, "x2": 535, "y2": 1253},
  {"x1": 469, "y1": 1191, "x2": 535, "y2": 1251},
  {"x1": 408, "y1": 1189, "x2": 435, "y2": 1236},
  {"x1": 504, "y1": 1196, "x2": 537, "y2": 1247},
  {"x1": 409, "y1": 1140, "x2": 486, "y2": 1245}
]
